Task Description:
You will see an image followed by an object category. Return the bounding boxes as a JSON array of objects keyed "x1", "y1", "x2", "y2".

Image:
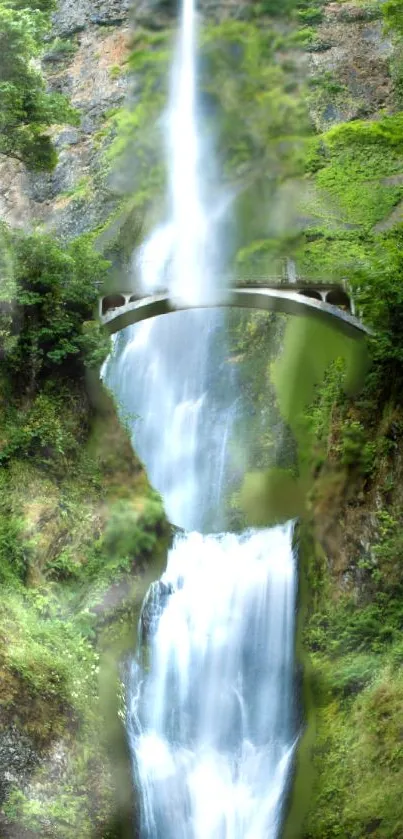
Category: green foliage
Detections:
[
  {"x1": 308, "y1": 71, "x2": 345, "y2": 97},
  {"x1": 306, "y1": 125, "x2": 403, "y2": 227},
  {"x1": 307, "y1": 358, "x2": 347, "y2": 442},
  {"x1": 339, "y1": 419, "x2": 376, "y2": 474},
  {"x1": 383, "y1": 0, "x2": 403, "y2": 35},
  {"x1": 352, "y1": 231, "x2": 403, "y2": 400},
  {"x1": 103, "y1": 30, "x2": 170, "y2": 213},
  {"x1": 80, "y1": 494, "x2": 166, "y2": 589},
  {"x1": 0, "y1": 0, "x2": 79, "y2": 169},
  {"x1": 201, "y1": 21, "x2": 311, "y2": 169},
  {"x1": 7, "y1": 0, "x2": 56, "y2": 11},
  {"x1": 326, "y1": 112, "x2": 403, "y2": 151},
  {"x1": 290, "y1": 115, "x2": 403, "y2": 404},
  {"x1": 303, "y1": 519, "x2": 403, "y2": 837},
  {"x1": 103, "y1": 496, "x2": 163, "y2": 559},
  {"x1": 61, "y1": 174, "x2": 93, "y2": 199},
  {"x1": 5, "y1": 788, "x2": 93, "y2": 839},
  {"x1": 296, "y1": 7, "x2": 323, "y2": 25},
  {"x1": 0, "y1": 587, "x2": 99, "y2": 705},
  {"x1": 109, "y1": 63, "x2": 123, "y2": 79},
  {"x1": 43, "y1": 35, "x2": 78, "y2": 63},
  {"x1": 0, "y1": 384, "x2": 167, "y2": 835},
  {"x1": 0, "y1": 512, "x2": 27, "y2": 584},
  {"x1": 371, "y1": 509, "x2": 403, "y2": 587},
  {"x1": 0, "y1": 391, "x2": 86, "y2": 467},
  {"x1": 304, "y1": 645, "x2": 403, "y2": 838},
  {"x1": 308, "y1": 593, "x2": 403, "y2": 656},
  {"x1": 1, "y1": 231, "x2": 111, "y2": 392}
]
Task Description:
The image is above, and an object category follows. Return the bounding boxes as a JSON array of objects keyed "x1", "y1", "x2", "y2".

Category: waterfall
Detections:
[
  {"x1": 102, "y1": 0, "x2": 232, "y2": 533},
  {"x1": 129, "y1": 526, "x2": 297, "y2": 839},
  {"x1": 103, "y1": 312, "x2": 237, "y2": 532},
  {"x1": 102, "y1": 0, "x2": 299, "y2": 835}
]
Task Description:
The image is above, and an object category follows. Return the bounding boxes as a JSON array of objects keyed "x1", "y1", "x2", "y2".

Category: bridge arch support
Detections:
[{"x1": 99, "y1": 286, "x2": 369, "y2": 340}]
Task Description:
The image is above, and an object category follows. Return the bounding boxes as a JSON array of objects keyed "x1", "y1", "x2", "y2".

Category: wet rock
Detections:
[
  {"x1": 197, "y1": 0, "x2": 254, "y2": 21},
  {"x1": 54, "y1": 128, "x2": 81, "y2": 147},
  {"x1": 47, "y1": 191, "x2": 120, "y2": 239},
  {"x1": 0, "y1": 159, "x2": 32, "y2": 229},
  {"x1": 133, "y1": 0, "x2": 178, "y2": 30},
  {"x1": 0, "y1": 726, "x2": 39, "y2": 804},
  {"x1": 0, "y1": 21, "x2": 133, "y2": 235},
  {"x1": 0, "y1": 815, "x2": 39, "y2": 839},
  {"x1": 52, "y1": 0, "x2": 130, "y2": 38},
  {"x1": 308, "y1": 11, "x2": 393, "y2": 130},
  {"x1": 140, "y1": 580, "x2": 174, "y2": 639},
  {"x1": 134, "y1": 0, "x2": 253, "y2": 27},
  {"x1": 322, "y1": 102, "x2": 342, "y2": 123},
  {"x1": 27, "y1": 144, "x2": 92, "y2": 203},
  {"x1": 52, "y1": 0, "x2": 92, "y2": 37}
]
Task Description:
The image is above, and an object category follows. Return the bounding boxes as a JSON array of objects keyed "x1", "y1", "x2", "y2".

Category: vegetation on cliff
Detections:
[
  {"x1": 0, "y1": 0, "x2": 78, "y2": 169},
  {"x1": 0, "y1": 227, "x2": 169, "y2": 837}
]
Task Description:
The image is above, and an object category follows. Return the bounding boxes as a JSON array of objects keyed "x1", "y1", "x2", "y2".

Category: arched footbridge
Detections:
[{"x1": 99, "y1": 280, "x2": 370, "y2": 340}]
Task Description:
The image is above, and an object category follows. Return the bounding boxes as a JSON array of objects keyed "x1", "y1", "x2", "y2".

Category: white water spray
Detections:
[
  {"x1": 129, "y1": 525, "x2": 297, "y2": 839},
  {"x1": 135, "y1": 0, "x2": 224, "y2": 305},
  {"x1": 103, "y1": 0, "x2": 299, "y2": 834},
  {"x1": 102, "y1": 0, "x2": 233, "y2": 532}
]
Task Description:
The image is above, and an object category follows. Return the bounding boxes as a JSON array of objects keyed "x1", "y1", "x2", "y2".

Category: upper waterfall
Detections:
[
  {"x1": 102, "y1": 0, "x2": 234, "y2": 532},
  {"x1": 135, "y1": 0, "x2": 228, "y2": 307}
]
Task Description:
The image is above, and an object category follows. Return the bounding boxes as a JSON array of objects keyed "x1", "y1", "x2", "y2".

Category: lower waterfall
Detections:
[{"x1": 127, "y1": 524, "x2": 297, "y2": 839}]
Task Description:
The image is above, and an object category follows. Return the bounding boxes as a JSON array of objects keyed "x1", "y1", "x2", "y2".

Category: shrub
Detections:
[{"x1": 1, "y1": 232, "x2": 111, "y2": 391}]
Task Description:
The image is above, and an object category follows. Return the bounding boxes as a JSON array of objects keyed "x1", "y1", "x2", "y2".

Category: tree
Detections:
[
  {"x1": 2, "y1": 231, "x2": 111, "y2": 391},
  {"x1": 0, "y1": 0, "x2": 79, "y2": 169}
]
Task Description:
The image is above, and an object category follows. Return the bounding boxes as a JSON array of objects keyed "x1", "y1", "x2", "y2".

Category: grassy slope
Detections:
[{"x1": 0, "y1": 366, "x2": 169, "y2": 838}]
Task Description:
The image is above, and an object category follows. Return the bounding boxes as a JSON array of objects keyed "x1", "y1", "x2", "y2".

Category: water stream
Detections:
[
  {"x1": 102, "y1": 0, "x2": 298, "y2": 835},
  {"x1": 129, "y1": 526, "x2": 297, "y2": 839}
]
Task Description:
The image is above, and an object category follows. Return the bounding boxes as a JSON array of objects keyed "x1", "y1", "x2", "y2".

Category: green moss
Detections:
[
  {"x1": 303, "y1": 647, "x2": 403, "y2": 838},
  {"x1": 306, "y1": 149, "x2": 403, "y2": 228},
  {"x1": 60, "y1": 175, "x2": 93, "y2": 200},
  {"x1": 104, "y1": 29, "x2": 171, "y2": 200},
  {"x1": 43, "y1": 35, "x2": 78, "y2": 64},
  {"x1": 383, "y1": 0, "x2": 403, "y2": 36},
  {"x1": 0, "y1": 389, "x2": 168, "y2": 836},
  {"x1": 109, "y1": 63, "x2": 123, "y2": 79}
]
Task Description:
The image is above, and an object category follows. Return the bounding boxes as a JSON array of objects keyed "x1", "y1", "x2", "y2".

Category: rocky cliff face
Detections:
[
  {"x1": 308, "y1": 3, "x2": 393, "y2": 128},
  {"x1": 0, "y1": 0, "x2": 255, "y2": 237},
  {"x1": 0, "y1": 0, "x2": 396, "y2": 239},
  {"x1": 0, "y1": 1, "x2": 132, "y2": 235}
]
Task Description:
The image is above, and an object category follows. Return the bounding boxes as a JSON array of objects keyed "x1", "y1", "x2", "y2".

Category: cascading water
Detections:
[
  {"x1": 129, "y1": 526, "x2": 297, "y2": 839},
  {"x1": 103, "y1": 312, "x2": 237, "y2": 532},
  {"x1": 102, "y1": 0, "x2": 233, "y2": 533},
  {"x1": 103, "y1": 0, "x2": 299, "y2": 835}
]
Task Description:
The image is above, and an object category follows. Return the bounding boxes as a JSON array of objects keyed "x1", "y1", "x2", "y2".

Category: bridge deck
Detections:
[{"x1": 100, "y1": 287, "x2": 370, "y2": 340}]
